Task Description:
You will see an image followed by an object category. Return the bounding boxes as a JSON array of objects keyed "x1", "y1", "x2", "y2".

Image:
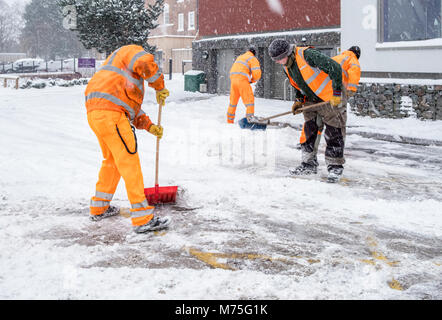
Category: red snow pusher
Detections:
[{"x1": 144, "y1": 103, "x2": 178, "y2": 205}]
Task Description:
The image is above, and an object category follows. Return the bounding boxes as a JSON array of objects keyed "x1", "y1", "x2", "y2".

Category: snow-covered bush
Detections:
[
  {"x1": 18, "y1": 77, "x2": 89, "y2": 89},
  {"x1": 31, "y1": 80, "x2": 46, "y2": 89}
]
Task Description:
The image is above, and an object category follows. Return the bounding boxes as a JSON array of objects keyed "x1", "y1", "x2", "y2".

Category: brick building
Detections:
[
  {"x1": 192, "y1": 0, "x2": 341, "y2": 98},
  {"x1": 146, "y1": 0, "x2": 198, "y2": 74}
]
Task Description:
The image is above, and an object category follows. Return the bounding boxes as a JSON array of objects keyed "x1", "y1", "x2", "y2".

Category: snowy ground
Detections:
[{"x1": 0, "y1": 74, "x2": 441, "y2": 299}]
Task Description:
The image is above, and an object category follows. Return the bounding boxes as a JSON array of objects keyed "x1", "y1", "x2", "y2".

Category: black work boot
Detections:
[
  {"x1": 90, "y1": 205, "x2": 120, "y2": 221},
  {"x1": 133, "y1": 215, "x2": 171, "y2": 233},
  {"x1": 289, "y1": 162, "x2": 318, "y2": 176},
  {"x1": 327, "y1": 165, "x2": 344, "y2": 183}
]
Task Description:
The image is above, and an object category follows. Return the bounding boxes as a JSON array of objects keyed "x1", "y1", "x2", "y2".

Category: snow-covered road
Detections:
[{"x1": 0, "y1": 75, "x2": 441, "y2": 299}]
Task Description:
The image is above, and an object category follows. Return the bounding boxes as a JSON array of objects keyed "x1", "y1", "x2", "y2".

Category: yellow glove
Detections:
[
  {"x1": 330, "y1": 95, "x2": 342, "y2": 107},
  {"x1": 156, "y1": 88, "x2": 169, "y2": 106},
  {"x1": 292, "y1": 100, "x2": 304, "y2": 114},
  {"x1": 148, "y1": 124, "x2": 163, "y2": 139}
]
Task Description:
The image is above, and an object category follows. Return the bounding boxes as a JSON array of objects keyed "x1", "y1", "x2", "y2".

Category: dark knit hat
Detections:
[
  {"x1": 268, "y1": 39, "x2": 294, "y2": 61},
  {"x1": 248, "y1": 45, "x2": 257, "y2": 56},
  {"x1": 348, "y1": 46, "x2": 361, "y2": 59}
]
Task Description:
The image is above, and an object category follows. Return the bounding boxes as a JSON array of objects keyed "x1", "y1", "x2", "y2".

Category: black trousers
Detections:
[{"x1": 301, "y1": 118, "x2": 345, "y2": 166}]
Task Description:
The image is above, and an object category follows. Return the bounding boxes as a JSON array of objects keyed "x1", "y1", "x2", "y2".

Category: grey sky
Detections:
[{"x1": 4, "y1": 0, "x2": 30, "y2": 5}]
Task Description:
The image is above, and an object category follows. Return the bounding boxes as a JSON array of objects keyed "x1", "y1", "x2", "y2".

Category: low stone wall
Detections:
[{"x1": 349, "y1": 82, "x2": 442, "y2": 120}]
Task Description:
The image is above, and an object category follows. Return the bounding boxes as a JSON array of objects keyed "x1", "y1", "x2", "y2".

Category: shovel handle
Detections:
[
  {"x1": 155, "y1": 103, "x2": 163, "y2": 186},
  {"x1": 260, "y1": 101, "x2": 330, "y2": 122},
  {"x1": 260, "y1": 110, "x2": 292, "y2": 122}
]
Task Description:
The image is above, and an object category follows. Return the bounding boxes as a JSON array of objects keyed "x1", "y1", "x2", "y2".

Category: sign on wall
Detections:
[{"x1": 78, "y1": 58, "x2": 96, "y2": 68}]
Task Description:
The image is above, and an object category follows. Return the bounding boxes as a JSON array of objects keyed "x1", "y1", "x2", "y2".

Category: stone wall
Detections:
[{"x1": 349, "y1": 83, "x2": 442, "y2": 121}]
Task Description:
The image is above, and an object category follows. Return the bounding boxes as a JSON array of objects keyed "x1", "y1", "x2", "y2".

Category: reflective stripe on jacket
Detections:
[
  {"x1": 229, "y1": 51, "x2": 261, "y2": 83},
  {"x1": 284, "y1": 46, "x2": 334, "y2": 102},
  {"x1": 85, "y1": 44, "x2": 164, "y2": 123},
  {"x1": 332, "y1": 50, "x2": 361, "y2": 92}
]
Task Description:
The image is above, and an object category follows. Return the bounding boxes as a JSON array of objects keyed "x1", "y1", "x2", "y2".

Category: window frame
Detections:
[
  {"x1": 177, "y1": 13, "x2": 184, "y2": 31},
  {"x1": 163, "y1": 3, "x2": 170, "y2": 25},
  {"x1": 188, "y1": 11, "x2": 195, "y2": 30},
  {"x1": 378, "y1": 0, "x2": 442, "y2": 43}
]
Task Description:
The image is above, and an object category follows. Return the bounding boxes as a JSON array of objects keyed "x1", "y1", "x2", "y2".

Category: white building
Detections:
[
  {"x1": 341, "y1": 0, "x2": 442, "y2": 120},
  {"x1": 341, "y1": 0, "x2": 442, "y2": 79}
]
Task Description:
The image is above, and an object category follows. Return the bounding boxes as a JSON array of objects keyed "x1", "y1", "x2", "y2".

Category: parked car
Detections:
[
  {"x1": 0, "y1": 63, "x2": 14, "y2": 74},
  {"x1": 35, "y1": 59, "x2": 78, "y2": 72},
  {"x1": 11, "y1": 58, "x2": 45, "y2": 73}
]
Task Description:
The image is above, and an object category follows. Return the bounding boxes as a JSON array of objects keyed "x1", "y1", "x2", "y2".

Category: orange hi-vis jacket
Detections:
[
  {"x1": 227, "y1": 51, "x2": 261, "y2": 122},
  {"x1": 229, "y1": 51, "x2": 262, "y2": 84},
  {"x1": 284, "y1": 47, "x2": 335, "y2": 102},
  {"x1": 332, "y1": 50, "x2": 361, "y2": 92},
  {"x1": 85, "y1": 44, "x2": 165, "y2": 130}
]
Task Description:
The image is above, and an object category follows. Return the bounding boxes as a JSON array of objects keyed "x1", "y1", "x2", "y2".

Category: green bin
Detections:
[{"x1": 184, "y1": 70, "x2": 205, "y2": 92}]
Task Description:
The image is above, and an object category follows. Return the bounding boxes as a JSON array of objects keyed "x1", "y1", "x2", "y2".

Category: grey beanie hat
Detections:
[{"x1": 268, "y1": 39, "x2": 294, "y2": 61}]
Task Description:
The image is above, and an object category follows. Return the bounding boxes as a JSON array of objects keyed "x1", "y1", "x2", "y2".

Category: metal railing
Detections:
[
  {"x1": 0, "y1": 58, "x2": 79, "y2": 74},
  {"x1": 182, "y1": 60, "x2": 192, "y2": 74}
]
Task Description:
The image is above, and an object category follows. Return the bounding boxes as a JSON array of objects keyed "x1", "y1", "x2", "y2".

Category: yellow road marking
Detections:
[
  {"x1": 388, "y1": 279, "x2": 404, "y2": 291},
  {"x1": 187, "y1": 247, "x2": 235, "y2": 270},
  {"x1": 365, "y1": 237, "x2": 405, "y2": 290},
  {"x1": 360, "y1": 259, "x2": 376, "y2": 265},
  {"x1": 119, "y1": 208, "x2": 131, "y2": 218},
  {"x1": 307, "y1": 259, "x2": 320, "y2": 264},
  {"x1": 185, "y1": 247, "x2": 305, "y2": 270},
  {"x1": 366, "y1": 237, "x2": 399, "y2": 267}
]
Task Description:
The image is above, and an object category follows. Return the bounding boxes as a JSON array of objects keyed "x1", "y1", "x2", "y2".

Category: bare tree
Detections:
[{"x1": 0, "y1": 0, "x2": 24, "y2": 52}]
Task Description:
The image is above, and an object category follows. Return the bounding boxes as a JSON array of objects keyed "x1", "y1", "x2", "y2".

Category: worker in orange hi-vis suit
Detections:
[
  {"x1": 227, "y1": 46, "x2": 262, "y2": 123},
  {"x1": 332, "y1": 46, "x2": 361, "y2": 96},
  {"x1": 85, "y1": 44, "x2": 171, "y2": 234}
]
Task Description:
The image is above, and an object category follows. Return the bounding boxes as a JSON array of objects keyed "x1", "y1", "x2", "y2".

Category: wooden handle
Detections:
[
  {"x1": 261, "y1": 101, "x2": 330, "y2": 122},
  {"x1": 295, "y1": 101, "x2": 330, "y2": 114},
  {"x1": 261, "y1": 110, "x2": 293, "y2": 122},
  {"x1": 155, "y1": 103, "x2": 163, "y2": 186}
]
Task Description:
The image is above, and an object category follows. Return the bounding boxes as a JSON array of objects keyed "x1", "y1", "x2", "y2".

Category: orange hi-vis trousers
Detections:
[
  {"x1": 227, "y1": 77, "x2": 255, "y2": 123},
  {"x1": 87, "y1": 110, "x2": 154, "y2": 226}
]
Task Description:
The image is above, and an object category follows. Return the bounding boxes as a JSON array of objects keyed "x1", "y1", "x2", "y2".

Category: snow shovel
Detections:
[
  {"x1": 144, "y1": 103, "x2": 178, "y2": 205},
  {"x1": 238, "y1": 101, "x2": 330, "y2": 131}
]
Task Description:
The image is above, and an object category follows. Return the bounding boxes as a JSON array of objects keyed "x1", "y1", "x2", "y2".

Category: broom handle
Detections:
[
  {"x1": 260, "y1": 101, "x2": 330, "y2": 121},
  {"x1": 155, "y1": 103, "x2": 163, "y2": 187}
]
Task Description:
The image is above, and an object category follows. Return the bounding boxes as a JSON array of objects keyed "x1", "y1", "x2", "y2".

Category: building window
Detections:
[
  {"x1": 188, "y1": 11, "x2": 195, "y2": 30},
  {"x1": 163, "y1": 4, "x2": 170, "y2": 25},
  {"x1": 178, "y1": 13, "x2": 184, "y2": 31},
  {"x1": 381, "y1": 0, "x2": 441, "y2": 42}
]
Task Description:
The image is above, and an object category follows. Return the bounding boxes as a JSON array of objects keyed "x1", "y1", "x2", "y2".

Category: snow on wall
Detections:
[{"x1": 265, "y1": 0, "x2": 284, "y2": 16}]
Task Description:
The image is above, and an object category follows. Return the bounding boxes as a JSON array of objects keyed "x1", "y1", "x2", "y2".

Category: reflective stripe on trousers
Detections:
[
  {"x1": 87, "y1": 110, "x2": 149, "y2": 220},
  {"x1": 90, "y1": 190, "x2": 114, "y2": 216},
  {"x1": 131, "y1": 200, "x2": 154, "y2": 226},
  {"x1": 228, "y1": 78, "x2": 255, "y2": 121}
]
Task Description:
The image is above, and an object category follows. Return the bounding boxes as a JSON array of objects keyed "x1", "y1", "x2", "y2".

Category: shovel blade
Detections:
[
  {"x1": 238, "y1": 117, "x2": 267, "y2": 131},
  {"x1": 144, "y1": 185, "x2": 178, "y2": 205}
]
